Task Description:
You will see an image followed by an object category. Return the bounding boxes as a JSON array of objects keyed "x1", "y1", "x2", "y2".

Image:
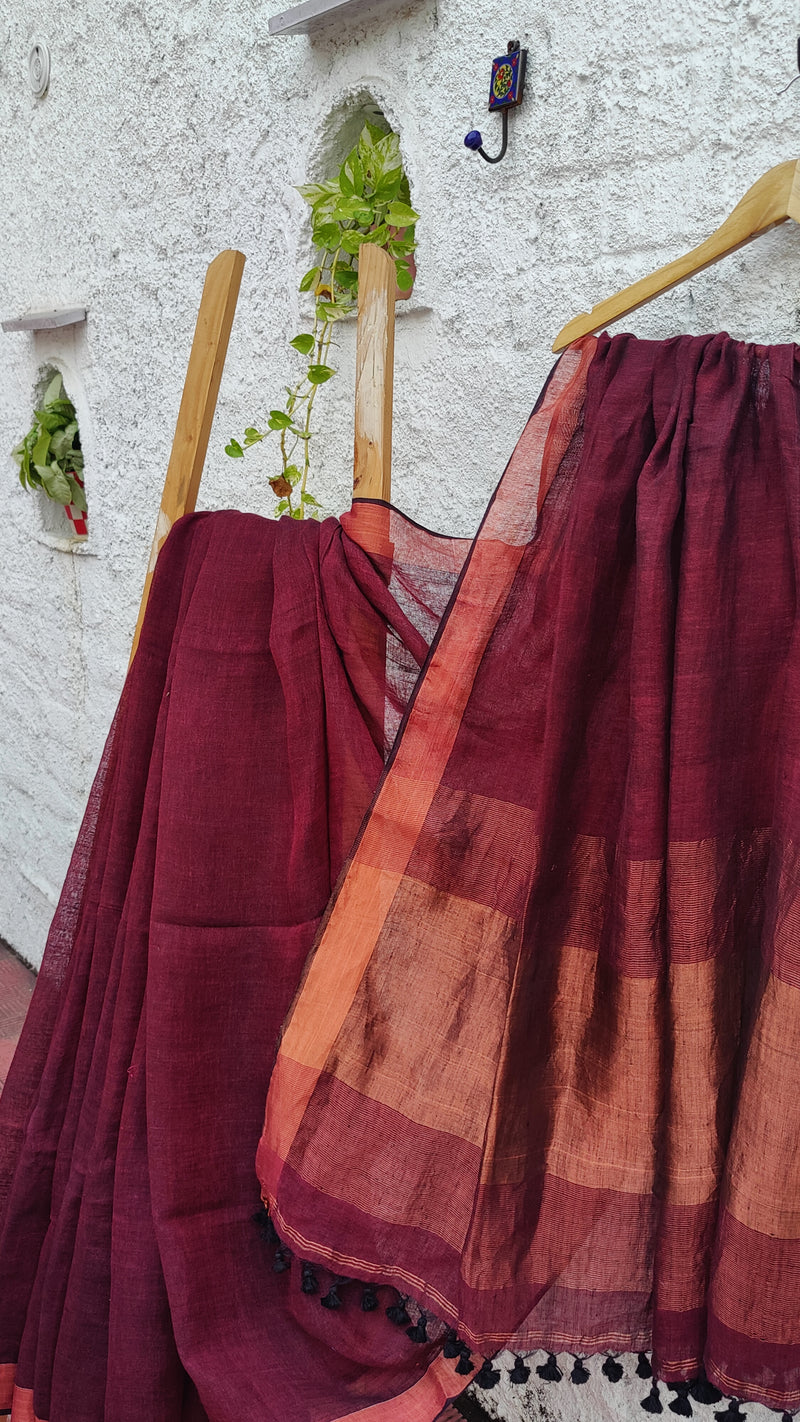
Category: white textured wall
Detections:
[
  {"x1": 2, "y1": 0, "x2": 798, "y2": 969},
  {"x1": 0, "y1": 3, "x2": 797, "y2": 1418}
]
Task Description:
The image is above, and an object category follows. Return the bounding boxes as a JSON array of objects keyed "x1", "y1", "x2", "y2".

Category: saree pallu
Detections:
[
  {"x1": 260, "y1": 331, "x2": 800, "y2": 1414},
  {"x1": 0, "y1": 506, "x2": 471, "y2": 1422}
]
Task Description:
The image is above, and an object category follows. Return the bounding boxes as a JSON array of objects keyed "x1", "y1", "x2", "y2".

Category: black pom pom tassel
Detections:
[
  {"x1": 474, "y1": 1359, "x2": 501, "y2": 1390},
  {"x1": 360, "y1": 1286, "x2": 379, "y2": 1312},
  {"x1": 642, "y1": 1382, "x2": 664, "y2": 1415},
  {"x1": 571, "y1": 1357, "x2": 590, "y2": 1384},
  {"x1": 603, "y1": 1355, "x2": 625, "y2": 1383},
  {"x1": 251, "y1": 1208, "x2": 279, "y2": 1247},
  {"x1": 442, "y1": 1331, "x2": 461, "y2": 1360},
  {"x1": 455, "y1": 1348, "x2": 475, "y2": 1376},
  {"x1": 668, "y1": 1382, "x2": 693, "y2": 1417},
  {"x1": 537, "y1": 1352, "x2": 563, "y2": 1382},
  {"x1": 273, "y1": 1246, "x2": 291, "y2": 1274},
  {"x1": 320, "y1": 1282, "x2": 343, "y2": 1309},
  {"x1": 509, "y1": 1356, "x2": 531, "y2": 1385},
  {"x1": 637, "y1": 1353, "x2": 653, "y2": 1379},
  {"x1": 300, "y1": 1262, "x2": 319, "y2": 1294},
  {"x1": 688, "y1": 1374, "x2": 722, "y2": 1406},
  {"x1": 386, "y1": 1297, "x2": 412, "y2": 1328},
  {"x1": 406, "y1": 1311, "x2": 429, "y2": 1344},
  {"x1": 714, "y1": 1403, "x2": 747, "y2": 1421}
]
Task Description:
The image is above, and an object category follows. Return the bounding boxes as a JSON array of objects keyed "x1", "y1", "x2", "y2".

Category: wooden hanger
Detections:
[
  {"x1": 553, "y1": 158, "x2": 800, "y2": 352},
  {"x1": 131, "y1": 242, "x2": 398, "y2": 662},
  {"x1": 352, "y1": 243, "x2": 395, "y2": 502},
  {"x1": 130, "y1": 249, "x2": 245, "y2": 662}
]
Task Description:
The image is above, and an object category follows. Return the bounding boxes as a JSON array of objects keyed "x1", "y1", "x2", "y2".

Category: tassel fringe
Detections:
[
  {"x1": 642, "y1": 1383, "x2": 664, "y2": 1414},
  {"x1": 251, "y1": 1228, "x2": 769, "y2": 1419},
  {"x1": 668, "y1": 1382, "x2": 693, "y2": 1417},
  {"x1": 536, "y1": 1352, "x2": 563, "y2": 1382}
]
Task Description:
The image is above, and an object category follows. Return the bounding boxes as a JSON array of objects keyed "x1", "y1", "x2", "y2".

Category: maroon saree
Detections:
[
  {"x1": 0, "y1": 505, "x2": 470, "y2": 1422},
  {"x1": 260, "y1": 332, "x2": 800, "y2": 1414}
]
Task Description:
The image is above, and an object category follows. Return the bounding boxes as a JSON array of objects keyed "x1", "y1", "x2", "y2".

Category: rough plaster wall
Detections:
[
  {"x1": 0, "y1": 4, "x2": 797, "y2": 1410},
  {"x1": 470, "y1": 1355, "x2": 780, "y2": 1422}
]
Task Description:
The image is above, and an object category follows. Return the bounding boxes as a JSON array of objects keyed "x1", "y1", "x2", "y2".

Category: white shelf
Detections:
[
  {"x1": 269, "y1": 0, "x2": 405, "y2": 36},
  {"x1": 2, "y1": 307, "x2": 86, "y2": 333}
]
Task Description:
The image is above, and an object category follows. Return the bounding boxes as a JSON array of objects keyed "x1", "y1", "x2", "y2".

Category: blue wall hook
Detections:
[{"x1": 464, "y1": 40, "x2": 527, "y2": 164}]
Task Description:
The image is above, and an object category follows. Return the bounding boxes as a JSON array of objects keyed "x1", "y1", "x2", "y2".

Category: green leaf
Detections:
[
  {"x1": 388, "y1": 234, "x2": 416, "y2": 258},
  {"x1": 275, "y1": 498, "x2": 290, "y2": 515},
  {"x1": 357, "y1": 124, "x2": 378, "y2": 166},
  {"x1": 66, "y1": 475, "x2": 88, "y2": 512},
  {"x1": 307, "y1": 364, "x2": 335, "y2": 385},
  {"x1": 385, "y1": 201, "x2": 420, "y2": 227},
  {"x1": 333, "y1": 194, "x2": 373, "y2": 223},
  {"x1": 299, "y1": 266, "x2": 321, "y2": 293},
  {"x1": 225, "y1": 439, "x2": 244, "y2": 458},
  {"x1": 312, "y1": 221, "x2": 341, "y2": 251},
  {"x1": 340, "y1": 229, "x2": 368, "y2": 255},
  {"x1": 339, "y1": 150, "x2": 364, "y2": 198},
  {"x1": 38, "y1": 464, "x2": 72, "y2": 504},
  {"x1": 395, "y1": 258, "x2": 414, "y2": 292},
  {"x1": 376, "y1": 132, "x2": 401, "y2": 168},
  {"x1": 373, "y1": 168, "x2": 403, "y2": 203},
  {"x1": 34, "y1": 410, "x2": 65, "y2": 434},
  {"x1": 49, "y1": 429, "x2": 70, "y2": 460},
  {"x1": 301, "y1": 491, "x2": 321, "y2": 505},
  {"x1": 290, "y1": 332, "x2": 315, "y2": 355},
  {"x1": 244, "y1": 430, "x2": 264, "y2": 446},
  {"x1": 267, "y1": 409, "x2": 293, "y2": 430},
  {"x1": 317, "y1": 300, "x2": 351, "y2": 322},
  {"x1": 334, "y1": 267, "x2": 359, "y2": 289},
  {"x1": 42, "y1": 372, "x2": 63, "y2": 405},
  {"x1": 296, "y1": 182, "x2": 334, "y2": 207},
  {"x1": 283, "y1": 464, "x2": 302, "y2": 483},
  {"x1": 291, "y1": 507, "x2": 304, "y2": 519},
  {"x1": 360, "y1": 223, "x2": 391, "y2": 246},
  {"x1": 32, "y1": 431, "x2": 51, "y2": 466}
]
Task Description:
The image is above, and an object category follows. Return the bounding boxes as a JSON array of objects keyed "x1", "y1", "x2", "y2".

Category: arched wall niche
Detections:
[
  {"x1": 299, "y1": 83, "x2": 425, "y2": 304},
  {"x1": 27, "y1": 361, "x2": 90, "y2": 548}
]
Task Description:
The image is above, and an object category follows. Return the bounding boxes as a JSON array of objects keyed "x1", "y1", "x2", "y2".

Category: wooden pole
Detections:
[
  {"x1": 130, "y1": 249, "x2": 245, "y2": 662},
  {"x1": 353, "y1": 244, "x2": 396, "y2": 502}
]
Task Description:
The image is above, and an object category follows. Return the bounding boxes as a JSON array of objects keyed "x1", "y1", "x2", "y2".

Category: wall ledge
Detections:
[{"x1": 2, "y1": 307, "x2": 87, "y2": 334}]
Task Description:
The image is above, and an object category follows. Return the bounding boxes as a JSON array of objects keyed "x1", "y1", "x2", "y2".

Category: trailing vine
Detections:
[{"x1": 226, "y1": 123, "x2": 417, "y2": 518}]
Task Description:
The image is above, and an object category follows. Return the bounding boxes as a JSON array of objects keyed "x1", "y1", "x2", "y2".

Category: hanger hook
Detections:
[
  {"x1": 464, "y1": 108, "x2": 509, "y2": 164},
  {"x1": 464, "y1": 40, "x2": 526, "y2": 166}
]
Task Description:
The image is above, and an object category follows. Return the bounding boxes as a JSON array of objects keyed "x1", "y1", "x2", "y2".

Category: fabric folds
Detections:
[
  {"x1": 260, "y1": 332, "x2": 800, "y2": 1413},
  {"x1": 0, "y1": 506, "x2": 469, "y2": 1422}
]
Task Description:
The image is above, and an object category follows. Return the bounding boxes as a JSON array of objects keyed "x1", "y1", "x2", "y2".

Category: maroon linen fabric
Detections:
[
  {"x1": 0, "y1": 507, "x2": 468, "y2": 1422},
  {"x1": 260, "y1": 333, "x2": 800, "y2": 1412}
]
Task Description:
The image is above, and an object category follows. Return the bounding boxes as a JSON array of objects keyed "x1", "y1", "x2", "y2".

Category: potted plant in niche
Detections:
[
  {"x1": 226, "y1": 122, "x2": 418, "y2": 518},
  {"x1": 12, "y1": 372, "x2": 88, "y2": 537}
]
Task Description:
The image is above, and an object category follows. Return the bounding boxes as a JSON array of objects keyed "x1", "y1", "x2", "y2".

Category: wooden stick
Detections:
[
  {"x1": 130, "y1": 249, "x2": 245, "y2": 662},
  {"x1": 353, "y1": 244, "x2": 396, "y2": 502},
  {"x1": 553, "y1": 158, "x2": 800, "y2": 351}
]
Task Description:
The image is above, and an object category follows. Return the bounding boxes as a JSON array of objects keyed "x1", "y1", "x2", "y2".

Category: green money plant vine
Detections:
[{"x1": 226, "y1": 123, "x2": 417, "y2": 519}]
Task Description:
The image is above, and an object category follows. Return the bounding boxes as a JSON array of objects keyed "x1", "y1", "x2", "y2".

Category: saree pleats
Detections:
[
  {"x1": 0, "y1": 508, "x2": 468, "y2": 1422},
  {"x1": 260, "y1": 332, "x2": 800, "y2": 1412}
]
